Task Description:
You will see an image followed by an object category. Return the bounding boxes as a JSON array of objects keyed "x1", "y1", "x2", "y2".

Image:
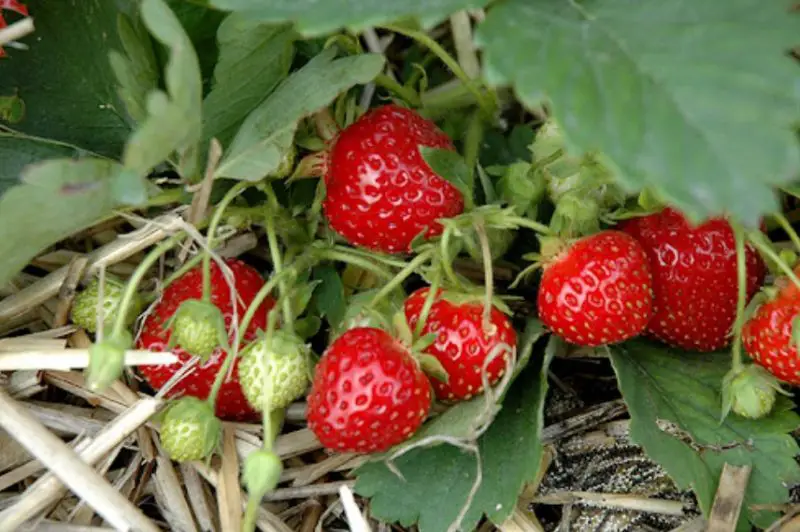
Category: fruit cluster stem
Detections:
[
  {"x1": 440, "y1": 228, "x2": 464, "y2": 289},
  {"x1": 414, "y1": 264, "x2": 442, "y2": 339},
  {"x1": 731, "y1": 224, "x2": 747, "y2": 372},
  {"x1": 202, "y1": 181, "x2": 250, "y2": 301},
  {"x1": 475, "y1": 221, "x2": 494, "y2": 333},
  {"x1": 110, "y1": 236, "x2": 181, "y2": 339},
  {"x1": 369, "y1": 249, "x2": 435, "y2": 309},
  {"x1": 748, "y1": 233, "x2": 800, "y2": 289}
]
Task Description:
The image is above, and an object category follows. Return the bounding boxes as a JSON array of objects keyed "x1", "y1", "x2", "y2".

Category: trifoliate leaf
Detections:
[
  {"x1": 609, "y1": 341, "x2": 800, "y2": 530},
  {"x1": 202, "y1": 15, "x2": 295, "y2": 148},
  {"x1": 476, "y1": 0, "x2": 800, "y2": 226},
  {"x1": 208, "y1": 0, "x2": 491, "y2": 37},
  {"x1": 215, "y1": 48, "x2": 384, "y2": 181},
  {"x1": 354, "y1": 320, "x2": 552, "y2": 532}
]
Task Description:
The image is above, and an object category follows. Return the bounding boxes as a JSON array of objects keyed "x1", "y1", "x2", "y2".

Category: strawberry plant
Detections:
[{"x1": 1, "y1": 0, "x2": 800, "y2": 531}]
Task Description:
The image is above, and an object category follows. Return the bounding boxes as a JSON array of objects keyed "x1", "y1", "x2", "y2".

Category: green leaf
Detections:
[
  {"x1": 109, "y1": 13, "x2": 160, "y2": 125},
  {"x1": 122, "y1": 0, "x2": 203, "y2": 179},
  {"x1": 202, "y1": 15, "x2": 295, "y2": 148},
  {"x1": 476, "y1": 0, "x2": 800, "y2": 227},
  {"x1": 216, "y1": 48, "x2": 384, "y2": 181},
  {"x1": 0, "y1": 158, "x2": 123, "y2": 287},
  {"x1": 166, "y1": 0, "x2": 227, "y2": 85},
  {"x1": 419, "y1": 147, "x2": 474, "y2": 208},
  {"x1": 609, "y1": 341, "x2": 800, "y2": 530},
  {"x1": 0, "y1": 0, "x2": 131, "y2": 157},
  {"x1": 208, "y1": 0, "x2": 492, "y2": 37},
  {"x1": 354, "y1": 332, "x2": 553, "y2": 532},
  {"x1": 311, "y1": 265, "x2": 346, "y2": 330},
  {"x1": 0, "y1": 134, "x2": 85, "y2": 196}
]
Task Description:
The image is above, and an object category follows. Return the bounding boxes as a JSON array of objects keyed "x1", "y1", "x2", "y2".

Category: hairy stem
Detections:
[
  {"x1": 440, "y1": 228, "x2": 463, "y2": 289},
  {"x1": 731, "y1": 224, "x2": 747, "y2": 372},
  {"x1": 369, "y1": 249, "x2": 435, "y2": 308},
  {"x1": 374, "y1": 73, "x2": 421, "y2": 106},
  {"x1": 264, "y1": 189, "x2": 294, "y2": 330},
  {"x1": 505, "y1": 216, "x2": 552, "y2": 235},
  {"x1": 475, "y1": 222, "x2": 494, "y2": 333},
  {"x1": 414, "y1": 264, "x2": 443, "y2": 340}
]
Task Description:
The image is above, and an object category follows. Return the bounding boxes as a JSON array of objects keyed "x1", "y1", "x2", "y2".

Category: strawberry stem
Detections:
[
  {"x1": 747, "y1": 232, "x2": 800, "y2": 289},
  {"x1": 504, "y1": 215, "x2": 552, "y2": 235},
  {"x1": 772, "y1": 212, "x2": 800, "y2": 253},
  {"x1": 379, "y1": 24, "x2": 496, "y2": 117},
  {"x1": 264, "y1": 186, "x2": 295, "y2": 330},
  {"x1": 202, "y1": 181, "x2": 250, "y2": 302},
  {"x1": 318, "y1": 249, "x2": 399, "y2": 278},
  {"x1": 731, "y1": 223, "x2": 747, "y2": 372},
  {"x1": 475, "y1": 221, "x2": 494, "y2": 333},
  {"x1": 414, "y1": 266, "x2": 442, "y2": 340},
  {"x1": 369, "y1": 249, "x2": 435, "y2": 309},
  {"x1": 331, "y1": 245, "x2": 409, "y2": 268},
  {"x1": 440, "y1": 227, "x2": 465, "y2": 289},
  {"x1": 373, "y1": 73, "x2": 422, "y2": 106},
  {"x1": 110, "y1": 236, "x2": 181, "y2": 339}
]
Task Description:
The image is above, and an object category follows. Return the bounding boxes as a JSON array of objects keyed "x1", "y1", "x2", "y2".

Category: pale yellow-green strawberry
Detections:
[
  {"x1": 238, "y1": 330, "x2": 311, "y2": 412},
  {"x1": 159, "y1": 397, "x2": 221, "y2": 462},
  {"x1": 70, "y1": 276, "x2": 140, "y2": 334}
]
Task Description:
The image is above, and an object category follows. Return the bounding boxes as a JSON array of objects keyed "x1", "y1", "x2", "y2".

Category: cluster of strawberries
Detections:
[{"x1": 71, "y1": 104, "x2": 800, "y2": 461}]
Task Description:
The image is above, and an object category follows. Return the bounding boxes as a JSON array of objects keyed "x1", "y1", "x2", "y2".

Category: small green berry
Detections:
[
  {"x1": 71, "y1": 276, "x2": 140, "y2": 334},
  {"x1": 238, "y1": 330, "x2": 311, "y2": 412},
  {"x1": 723, "y1": 364, "x2": 782, "y2": 420},
  {"x1": 166, "y1": 299, "x2": 228, "y2": 359},
  {"x1": 159, "y1": 397, "x2": 221, "y2": 462}
]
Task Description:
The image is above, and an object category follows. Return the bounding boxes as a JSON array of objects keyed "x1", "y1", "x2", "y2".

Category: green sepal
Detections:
[
  {"x1": 411, "y1": 332, "x2": 438, "y2": 353},
  {"x1": 332, "y1": 287, "x2": 405, "y2": 338},
  {"x1": 86, "y1": 328, "x2": 133, "y2": 392},
  {"x1": 417, "y1": 353, "x2": 448, "y2": 384}
]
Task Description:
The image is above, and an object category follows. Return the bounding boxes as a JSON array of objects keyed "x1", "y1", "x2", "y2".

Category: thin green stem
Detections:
[
  {"x1": 112, "y1": 236, "x2": 181, "y2": 338},
  {"x1": 332, "y1": 245, "x2": 409, "y2": 268},
  {"x1": 475, "y1": 222, "x2": 494, "y2": 333},
  {"x1": 263, "y1": 408, "x2": 285, "y2": 450},
  {"x1": 440, "y1": 228, "x2": 463, "y2": 289},
  {"x1": 264, "y1": 190, "x2": 294, "y2": 330},
  {"x1": 318, "y1": 250, "x2": 395, "y2": 279},
  {"x1": 414, "y1": 264, "x2": 442, "y2": 340},
  {"x1": 202, "y1": 181, "x2": 250, "y2": 301},
  {"x1": 731, "y1": 224, "x2": 747, "y2": 372},
  {"x1": 369, "y1": 249, "x2": 435, "y2": 308},
  {"x1": 242, "y1": 496, "x2": 260, "y2": 532},
  {"x1": 463, "y1": 109, "x2": 483, "y2": 186},
  {"x1": 506, "y1": 216, "x2": 552, "y2": 235},
  {"x1": 773, "y1": 212, "x2": 800, "y2": 253},
  {"x1": 748, "y1": 233, "x2": 800, "y2": 289},
  {"x1": 379, "y1": 24, "x2": 494, "y2": 116},
  {"x1": 374, "y1": 73, "x2": 421, "y2": 106}
]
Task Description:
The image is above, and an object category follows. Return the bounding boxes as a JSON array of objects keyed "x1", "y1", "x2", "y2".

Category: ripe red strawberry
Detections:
[
  {"x1": 0, "y1": 1, "x2": 29, "y2": 58},
  {"x1": 620, "y1": 207, "x2": 766, "y2": 352},
  {"x1": 137, "y1": 258, "x2": 275, "y2": 421},
  {"x1": 306, "y1": 327, "x2": 432, "y2": 453},
  {"x1": 743, "y1": 276, "x2": 800, "y2": 385},
  {"x1": 537, "y1": 230, "x2": 653, "y2": 346},
  {"x1": 404, "y1": 287, "x2": 517, "y2": 402},
  {"x1": 322, "y1": 104, "x2": 465, "y2": 254}
]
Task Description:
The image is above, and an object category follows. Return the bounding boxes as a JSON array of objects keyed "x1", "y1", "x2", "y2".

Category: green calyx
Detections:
[
  {"x1": 71, "y1": 276, "x2": 141, "y2": 334},
  {"x1": 165, "y1": 299, "x2": 229, "y2": 360},
  {"x1": 333, "y1": 287, "x2": 405, "y2": 338},
  {"x1": 159, "y1": 397, "x2": 222, "y2": 463},
  {"x1": 86, "y1": 329, "x2": 133, "y2": 392},
  {"x1": 238, "y1": 330, "x2": 312, "y2": 412},
  {"x1": 722, "y1": 364, "x2": 787, "y2": 420},
  {"x1": 243, "y1": 449, "x2": 283, "y2": 497}
]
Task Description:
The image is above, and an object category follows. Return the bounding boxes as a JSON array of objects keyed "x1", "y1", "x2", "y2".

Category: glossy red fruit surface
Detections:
[
  {"x1": 306, "y1": 327, "x2": 432, "y2": 453},
  {"x1": 137, "y1": 259, "x2": 275, "y2": 421},
  {"x1": 322, "y1": 104, "x2": 465, "y2": 254},
  {"x1": 404, "y1": 287, "x2": 517, "y2": 402},
  {"x1": 538, "y1": 230, "x2": 653, "y2": 346},
  {"x1": 620, "y1": 207, "x2": 766, "y2": 352},
  {"x1": 743, "y1": 278, "x2": 800, "y2": 385}
]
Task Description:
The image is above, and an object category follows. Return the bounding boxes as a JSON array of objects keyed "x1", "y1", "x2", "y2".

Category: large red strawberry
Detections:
[
  {"x1": 404, "y1": 287, "x2": 517, "y2": 402},
  {"x1": 306, "y1": 327, "x2": 432, "y2": 453},
  {"x1": 137, "y1": 258, "x2": 275, "y2": 421},
  {"x1": 537, "y1": 230, "x2": 653, "y2": 346},
  {"x1": 742, "y1": 275, "x2": 800, "y2": 385},
  {"x1": 620, "y1": 207, "x2": 766, "y2": 352},
  {"x1": 322, "y1": 104, "x2": 465, "y2": 254}
]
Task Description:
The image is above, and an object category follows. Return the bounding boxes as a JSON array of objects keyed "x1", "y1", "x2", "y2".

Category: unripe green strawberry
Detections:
[
  {"x1": 159, "y1": 397, "x2": 221, "y2": 462},
  {"x1": 71, "y1": 276, "x2": 140, "y2": 334},
  {"x1": 238, "y1": 330, "x2": 311, "y2": 412},
  {"x1": 166, "y1": 300, "x2": 228, "y2": 360},
  {"x1": 722, "y1": 365, "x2": 782, "y2": 420},
  {"x1": 243, "y1": 449, "x2": 283, "y2": 497}
]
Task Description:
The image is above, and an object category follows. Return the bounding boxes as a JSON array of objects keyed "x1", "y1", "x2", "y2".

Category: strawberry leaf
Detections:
[
  {"x1": 0, "y1": 158, "x2": 124, "y2": 287},
  {"x1": 476, "y1": 0, "x2": 800, "y2": 227},
  {"x1": 609, "y1": 340, "x2": 800, "y2": 530},
  {"x1": 354, "y1": 318, "x2": 551, "y2": 532},
  {"x1": 0, "y1": 133, "x2": 84, "y2": 196},
  {"x1": 202, "y1": 15, "x2": 295, "y2": 148},
  {"x1": 108, "y1": 13, "x2": 160, "y2": 126},
  {"x1": 311, "y1": 264, "x2": 346, "y2": 331},
  {"x1": 207, "y1": 0, "x2": 491, "y2": 37},
  {"x1": 215, "y1": 47, "x2": 384, "y2": 181}
]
